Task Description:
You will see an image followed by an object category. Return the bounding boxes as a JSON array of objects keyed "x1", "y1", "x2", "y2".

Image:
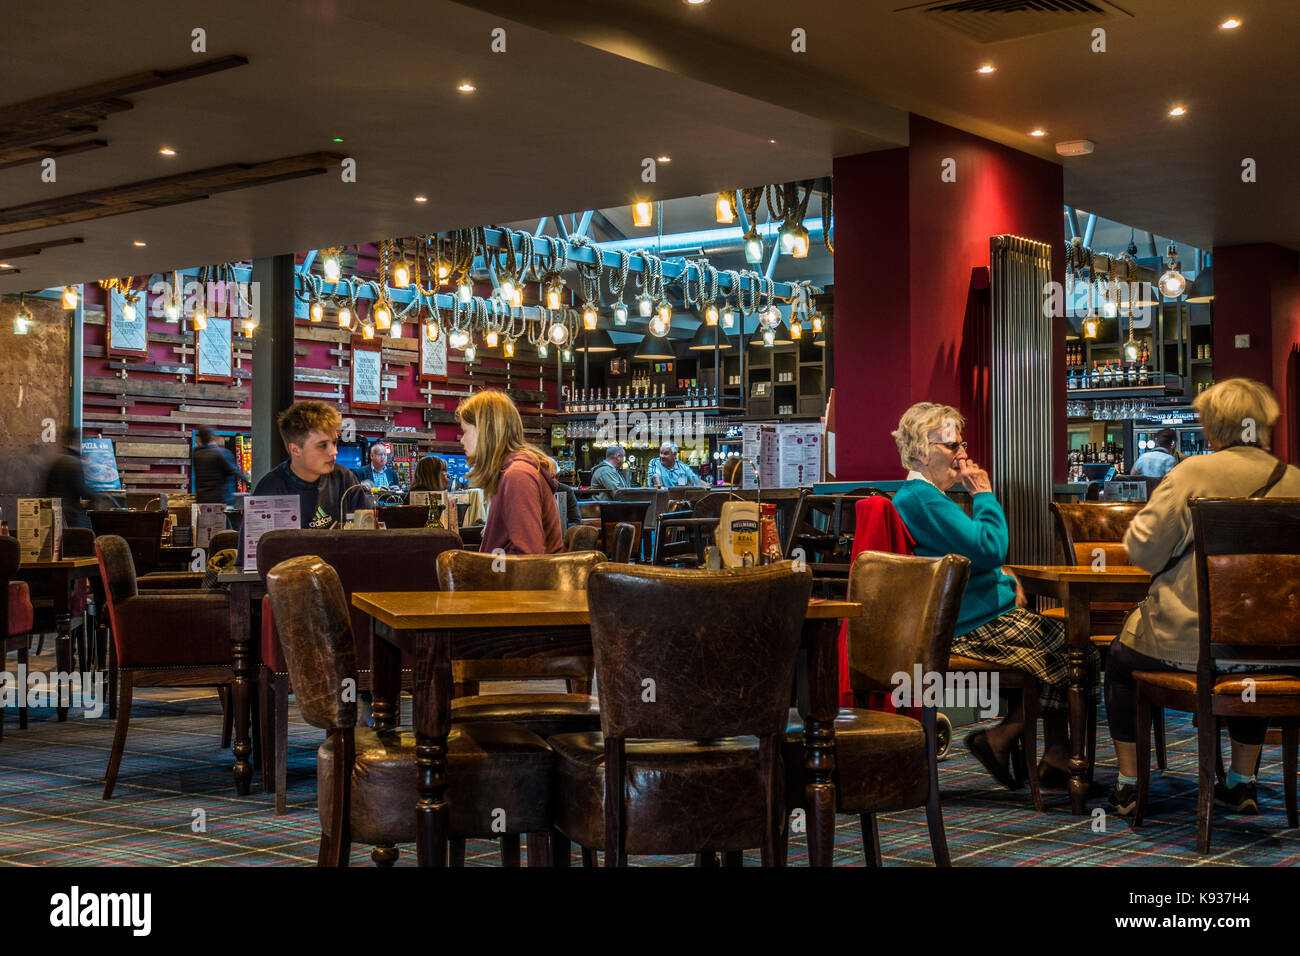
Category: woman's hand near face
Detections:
[{"x1": 958, "y1": 458, "x2": 992, "y2": 495}]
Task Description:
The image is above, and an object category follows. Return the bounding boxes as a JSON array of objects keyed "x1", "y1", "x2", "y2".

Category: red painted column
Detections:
[{"x1": 832, "y1": 115, "x2": 1065, "y2": 481}]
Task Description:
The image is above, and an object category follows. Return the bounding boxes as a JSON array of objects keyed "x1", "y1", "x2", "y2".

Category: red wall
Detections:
[
  {"x1": 1271, "y1": 276, "x2": 1300, "y2": 463},
  {"x1": 1211, "y1": 243, "x2": 1298, "y2": 387},
  {"x1": 833, "y1": 115, "x2": 1065, "y2": 480}
]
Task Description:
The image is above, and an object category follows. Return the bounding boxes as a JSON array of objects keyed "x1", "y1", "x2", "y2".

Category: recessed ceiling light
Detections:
[
  {"x1": 457, "y1": 82, "x2": 476, "y2": 92},
  {"x1": 133, "y1": 240, "x2": 147, "y2": 247},
  {"x1": 977, "y1": 64, "x2": 996, "y2": 74},
  {"x1": 1030, "y1": 128, "x2": 1047, "y2": 137},
  {"x1": 414, "y1": 195, "x2": 428, "y2": 203},
  {"x1": 159, "y1": 146, "x2": 176, "y2": 156},
  {"x1": 1169, "y1": 105, "x2": 1187, "y2": 117},
  {"x1": 332, "y1": 137, "x2": 344, "y2": 143},
  {"x1": 769, "y1": 139, "x2": 777, "y2": 144},
  {"x1": 0, "y1": 263, "x2": 10, "y2": 269},
  {"x1": 1220, "y1": 17, "x2": 1241, "y2": 29},
  {"x1": 685, "y1": 0, "x2": 710, "y2": 5},
  {"x1": 657, "y1": 155, "x2": 671, "y2": 163}
]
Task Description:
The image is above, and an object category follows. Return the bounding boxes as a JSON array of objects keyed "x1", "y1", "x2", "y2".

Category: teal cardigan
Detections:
[{"x1": 891, "y1": 480, "x2": 1017, "y2": 636}]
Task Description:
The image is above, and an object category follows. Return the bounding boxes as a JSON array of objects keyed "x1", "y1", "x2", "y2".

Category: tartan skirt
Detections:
[{"x1": 951, "y1": 607, "x2": 1099, "y2": 715}]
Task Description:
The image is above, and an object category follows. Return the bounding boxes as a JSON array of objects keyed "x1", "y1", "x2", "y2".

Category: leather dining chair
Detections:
[
  {"x1": 256, "y1": 528, "x2": 461, "y2": 815},
  {"x1": 0, "y1": 536, "x2": 35, "y2": 741},
  {"x1": 88, "y1": 511, "x2": 167, "y2": 577},
  {"x1": 595, "y1": 501, "x2": 648, "y2": 561},
  {"x1": 1049, "y1": 502, "x2": 1165, "y2": 770},
  {"x1": 1133, "y1": 498, "x2": 1300, "y2": 853},
  {"x1": 94, "y1": 535, "x2": 238, "y2": 798},
  {"x1": 375, "y1": 505, "x2": 431, "y2": 529},
  {"x1": 265, "y1": 555, "x2": 556, "y2": 867},
  {"x1": 550, "y1": 562, "x2": 812, "y2": 866},
  {"x1": 782, "y1": 551, "x2": 970, "y2": 865},
  {"x1": 608, "y1": 522, "x2": 637, "y2": 563},
  {"x1": 563, "y1": 524, "x2": 599, "y2": 552}
]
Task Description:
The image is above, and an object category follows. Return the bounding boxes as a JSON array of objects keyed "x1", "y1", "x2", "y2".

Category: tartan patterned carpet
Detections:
[{"x1": 1, "y1": 664, "x2": 1297, "y2": 866}]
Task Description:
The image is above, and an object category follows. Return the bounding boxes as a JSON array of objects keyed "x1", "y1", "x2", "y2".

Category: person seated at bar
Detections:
[
  {"x1": 647, "y1": 441, "x2": 704, "y2": 489},
  {"x1": 356, "y1": 441, "x2": 399, "y2": 489},
  {"x1": 409, "y1": 454, "x2": 449, "y2": 493},
  {"x1": 1130, "y1": 427, "x2": 1179, "y2": 478},
  {"x1": 252, "y1": 401, "x2": 371, "y2": 529},
  {"x1": 457, "y1": 389, "x2": 562, "y2": 555},
  {"x1": 589, "y1": 444, "x2": 627, "y2": 500},
  {"x1": 890, "y1": 402, "x2": 1096, "y2": 790},
  {"x1": 194, "y1": 426, "x2": 251, "y2": 506},
  {"x1": 1103, "y1": 378, "x2": 1300, "y2": 815}
]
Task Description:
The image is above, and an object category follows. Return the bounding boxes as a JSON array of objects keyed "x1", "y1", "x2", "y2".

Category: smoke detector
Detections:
[{"x1": 1055, "y1": 140, "x2": 1095, "y2": 157}]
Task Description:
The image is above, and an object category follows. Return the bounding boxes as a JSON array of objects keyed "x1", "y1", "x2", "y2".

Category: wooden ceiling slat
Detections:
[
  {"x1": 0, "y1": 138, "x2": 108, "y2": 172},
  {"x1": 0, "y1": 236, "x2": 84, "y2": 260}
]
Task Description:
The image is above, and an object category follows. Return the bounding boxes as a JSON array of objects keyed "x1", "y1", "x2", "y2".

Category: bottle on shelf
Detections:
[{"x1": 1126, "y1": 361, "x2": 1137, "y2": 386}]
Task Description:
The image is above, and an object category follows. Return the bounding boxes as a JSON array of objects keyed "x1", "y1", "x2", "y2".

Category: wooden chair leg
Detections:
[
  {"x1": 1022, "y1": 682, "x2": 1044, "y2": 812},
  {"x1": 581, "y1": 848, "x2": 598, "y2": 867},
  {"x1": 258, "y1": 671, "x2": 272, "y2": 792},
  {"x1": 550, "y1": 830, "x2": 571, "y2": 867},
  {"x1": 371, "y1": 844, "x2": 398, "y2": 867},
  {"x1": 1214, "y1": 721, "x2": 1227, "y2": 785},
  {"x1": 1196, "y1": 710, "x2": 1217, "y2": 854},
  {"x1": 102, "y1": 673, "x2": 134, "y2": 800},
  {"x1": 526, "y1": 832, "x2": 552, "y2": 867},
  {"x1": 1085, "y1": 693, "x2": 1098, "y2": 770},
  {"x1": 1133, "y1": 686, "x2": 1152, "y2": 827},
  {"x1": 924, "y1": 708, "x2": 950, "y2": 866},
  {"x1": 1154, "y1": 707, "x2": 1168, "y2": 771},
  {"x1": 220, "y1": 685, "x2": 233, "y2": 751},
  {"x1": 449, "y1": 838, "x2": 466, "y2": 867},
  {"x1": 500, "y1": 833, "x2": 522, "y2": 867},
  {"x1": 35, "y1": 632, "x2": 45, "y2": 657},
  {"x1": 274, "y1": 674, "x2": 289, "y2": 815},
  {"x1": 106, "y1": 638, "x2": 117, "y2": 720},
  {"x1": 17, "y1": 646, "x2": 29, "y2": 730},
  {"x1": 859, "y1": 813, "x2": 882, "y2": 866},
  {"x1": 1282, "y1": 722, "x2": 1298, "y2": 830}
]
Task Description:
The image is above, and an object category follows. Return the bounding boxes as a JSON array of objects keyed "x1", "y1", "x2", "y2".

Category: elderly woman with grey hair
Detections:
[
  {"x1": 890, "y1": 402, "x2": 1095, "y2": 791},
  {"x1": 1103, "y1": 378, "x2": 1300, "y2": 817}
]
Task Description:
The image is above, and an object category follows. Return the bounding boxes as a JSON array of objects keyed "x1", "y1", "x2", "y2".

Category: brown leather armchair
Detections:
[
  {"x1": 255, "y1": 528, "x2": 462, "y2": 814},
  {"x1": 1133, "y1": 498, "x2": 1300, "y2": 853},
  {"x1": 94, "y1": 534, "x2": 236, "y2": 798},
  {"x1": 608, "y1": 522, "x2": 637, "y2": 563},
  {"x1": 563, "y1": 524, "x2": 599, "y2": 552},
  {"x1": 1, "y1": 537, "x2": 35, "y2": 741},
  {"x1": 265, "y1": 555, "x2": 556, "y2": 866},
  {"x1": 783, "y1": 551, "x2": 969, "y2": 865},
  {"x1": 550, "y1": 562, "x2": 811, "y2": 866},
  {"x1": 88, "y1": 511, "x2": 166, "y2": 576}
]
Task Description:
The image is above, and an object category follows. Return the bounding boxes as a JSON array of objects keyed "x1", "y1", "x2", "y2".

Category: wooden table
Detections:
[
  {"x1": 15, "y1": 557, "x2": 101, "y2": 721},
  {"x1": 217, "y1": 569, "x2": 265, "y2": 795},
  {"x1": 1003, "y1": 564, "x2": 1151, "y2": 815},
  {"x1": 352, "y1": 589, "x2": 861, "y2": 867}
]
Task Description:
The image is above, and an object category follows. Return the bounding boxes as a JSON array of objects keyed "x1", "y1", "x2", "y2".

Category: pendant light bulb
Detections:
[
  {"x1": 1158, "y1": 269, "x2": 1186, "y2": 297},
  {"x1": 391, "y1": 260, "x2": 410, "y2": 288},
  {"x1": 310, "y1": 299, "x2": 324, "y2": 323},
  {"x1": 705, "y1": 304, "x2": 719, "y2": 326},
  {"x1": 165, "y1": 300, "x2": 180, "y2": 321},
  {"x1": 361, "y1": 322, "x2": 375, "y2": 340},
  {"x1": 337, "y1": 305, "x2": 352, "y2": 328},
  {"x1": 464, "y1": 343, "x2": 476, "y2": 362},
  {"x1": 509, "y1": 287, "x2": 523, "y2": 308},
  {"x1": 499, "y1": 277, "x2": 515, "y2": 301},
  {"x1": 637, "y1": 294, "x2": 653, "y2": 317},
  {"x1": 744, "y1": 234, "x2": 763, "y2": 264},
  {"x1": 546, "y1": 282, "x2": 563, "y2": 311},
  {"x1": 582, "y1": 304, "x2": 598, "y2": 331},
  {"x1": 537, "y1": 341, "x2": 548, "y2": 359},
  {"x1": 374, "y1": 303, "x2": 392, "y2": 330},
  {"x1": 657, "y1": 301, "x2": 672, "y2": 325},
  {"x1": 790, "y1": 317, "x2": 803, "y2": 339},
  {"x1": 791, "y1": 226, "x2": 810, "y2": 259},
  {"x1": 322, "y1": 250, "x2": 342, "y2": 281},
  {"x1": 649, "y1": 311, "x2": 671, "y2": 337},
  {"x1": 486, "y1": 329, "x2": 499, "y2": 348},
  {"x1": 450, "y1": 329, "x2": 469, "y2": 349},
  {"x1": 561, "y1": 346, "x2": 573, "y2": 362},
  {"x1": 191, "y1": 306, "x2": 206, "y2": 331},
  {"x1": 1125, "y1": 339, "x2": 1139, "y2": 362},
  {"x1": 763, "y1": 329, "x2": 775, "y2": 347},
  {"x1": 425, "y1": 322, "x2": 439, "y2": 342},
  {"x1": 613, "y1": 303, "x2": 629, "y2": 326},
  {"x1": 458, "y1": 279, "x2": 473, "y2": 303},
  {"x1": 1083, "y1": 317, "x2": 1099, "y2": 339},
  {"x1": 390, "y1": 322, "x2": 402, "y2": 339},
  {"x1": 715, "y1": 192, "x2": 735, "y2": 224},
  {"x1": 122, "y1": 299, "x2": 137, "y2": 323},
  {"x1": 549, "y1": 321, "x2": 569, "y2": 345},
  {"x1": 811, "y1": 312, "x2": 823, "y2": 334},
  {"x1": 779, "y1": 226, "x2": 796, "y2": 255},
  {"x1": 633, "y1": 201, "x2": 653, "y2": 228},
  {"x1": 721, "y1": 305, "x2": 736, "y2": 329},
  {"x1": 13, "y1": 296, "x2": 32, "y2": 334},
  {"x1": 62, "y1": 286, "x2": 78, "y2": 310},
  {"x1": 504, "y1": 338, "x2": 514, "y2": 357}
]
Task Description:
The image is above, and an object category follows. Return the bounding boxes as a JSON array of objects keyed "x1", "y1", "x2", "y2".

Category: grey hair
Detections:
[
  {"x1": 659, "y1": 441, "x2": 678, "y2": 454},
  {"x1": 1193, "y1": 378, "x2": 1279, "y2": 451},
  {"x1": 891, "y1": 403, "x2": 965, "y2": 471},
  {"x1": 606, "y1": 444, "x2": 625, "y2": 460}
]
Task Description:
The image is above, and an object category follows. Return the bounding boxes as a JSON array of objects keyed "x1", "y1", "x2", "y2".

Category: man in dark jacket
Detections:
[
  {"x1": 193, "y1": 426, "x2": 250, "y2": 506},
  {"x1": 44, "y1": 427, "x2": 97, "y2": 530},
  {"x1": 355, "y1": 442, "x2": 399, "y2": 489},
  {"x1": 588, "y1": 445, "x2": 627, "y2": 501},
  {"x1": 251, "y1": 402, "x2": 370, "y2": 529}
]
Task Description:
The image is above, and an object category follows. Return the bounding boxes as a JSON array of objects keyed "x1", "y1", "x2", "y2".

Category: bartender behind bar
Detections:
[{"x1": 357, "y1": 441, "x2": 400, "y2": 489}]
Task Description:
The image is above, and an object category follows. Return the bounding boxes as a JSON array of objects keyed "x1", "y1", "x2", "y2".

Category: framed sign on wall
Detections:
[
  {"x1": 419, "y1": 326, "x2": 448, "y2": 381},
  {"x1": 351, "y1": 343, "x2": 383, "y2": 409},
  {"x1": 196, "y1": 316, "x2": 234, "y2": 383},
  {"x1": 107, "y1": 287, "x2": 149, "y2": 357}
]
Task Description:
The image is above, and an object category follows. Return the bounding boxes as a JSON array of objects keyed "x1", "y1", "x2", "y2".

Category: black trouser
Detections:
[{"x1": 1104, "y1": 639, "x2": 1269, "y2": 746}]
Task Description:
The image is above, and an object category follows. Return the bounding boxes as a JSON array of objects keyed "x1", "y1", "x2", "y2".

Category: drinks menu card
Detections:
[{"x1": 242, "y1": 495, "x2": 300, "y2": 572}]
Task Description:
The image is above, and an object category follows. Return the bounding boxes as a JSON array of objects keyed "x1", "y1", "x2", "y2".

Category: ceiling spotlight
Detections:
[
  {"x1": 322, "y1": 249, "x2": 342, "y2": 281},
  {"x1": 657, "y1": 155, "x2": 672, "y2": 163},
  {"x1": 457, "y1": 82, "x2": 476, "y2": 92},
  {"x1": 337, "y1": 305, "x2": 352, "y2": 328},
  {"x1": 977, "y1": 64, "x2": 996, "y2": 74},
  {"x1": 632, "y1": 201, "x2": 653, "y2": 228},
  {"x1": 159, "y1": 146, "x2": 176, "y2": 156},
  {"x1": 413, "y1": 195, "x2": 428, "y2": 203},
  {"x1": 1220, "y1": 18, "x2": 1241, "y2": 29},
  {"x1": 61, "y1": 286, "x2": 78, "y2": 310},
  {"x1": 715, "y1": 192, "x2": 735, "y2": 224},
  {"x1": 1169, "y1": 105, "x2": 1187, "y2": 117},
  {"x1": 133, "y1": 240, "x2": 147, "y2": 247},
  {"x1": 1030, "y1": 129, "x2": 1047, "y2": 137},
  {"x1": 685, "y1": 0, "x2": 710, "y2": 5},
  {"x1": 310, "y1": 299, "x2": 323, "y2": 323}
]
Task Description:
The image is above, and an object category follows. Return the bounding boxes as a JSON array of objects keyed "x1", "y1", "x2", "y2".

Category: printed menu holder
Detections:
[{"x1": 242, "y1": 495, "x2": 301, "y2": 573}]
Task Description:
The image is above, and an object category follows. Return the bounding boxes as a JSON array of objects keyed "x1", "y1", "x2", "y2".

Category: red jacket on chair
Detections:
[{"x1": 839, "y1": 496, "x2": 914, "y2": 707}]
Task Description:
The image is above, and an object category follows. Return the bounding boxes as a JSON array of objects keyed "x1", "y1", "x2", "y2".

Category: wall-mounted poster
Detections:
[
  {"x1": 196, "y1": 316, "x2": 234, "y2": 383},
  {"x1": 80, "y1": 438, "x2": 122, "y2": 492},
  {"x1": 107, "y1": 287, "x2": 148, "y2": 356},
  {"x1": 419, "y1": 327, "x2": 448, "y2": 381},
  {"x1": 351, "y1": 344, "x2": 383, "y2": 409}
]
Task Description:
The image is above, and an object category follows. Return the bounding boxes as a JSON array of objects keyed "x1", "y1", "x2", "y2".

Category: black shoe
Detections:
[
  {"x1": 1214, "y1": 780, "x2": 1258, "y2": 814},
  {"x1": 1108, "y1": 783, "x2": 1138, "y2": 816},
  {"x1": 966, "y1": 730, "x2": 1021, "y2": 791}
]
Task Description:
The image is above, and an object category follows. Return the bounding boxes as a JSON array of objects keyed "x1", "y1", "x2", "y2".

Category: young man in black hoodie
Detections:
[{"x1": 251, "y1": 401, "x2": 370, "y2": 528}]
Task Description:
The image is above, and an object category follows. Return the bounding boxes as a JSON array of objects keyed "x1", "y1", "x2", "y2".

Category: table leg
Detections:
[
  {"x1": 229, "y1": 583, "x2": 253, "y2": 795},
  {"x1": 413, "y1": 628, "x2": 451, "y2": 867},
  {"x1": 370, "y1": 619, "x2": 400, "y2": 732},
  {"x1": 801, "y1": 617, "x2": 840, "y2": 866},
  {"x1": 1066, "y1": 586, "x2": 1092, "y2": 815},
  {"x1": 54, "y1": 570, "x2": 71, "y2": 721}
]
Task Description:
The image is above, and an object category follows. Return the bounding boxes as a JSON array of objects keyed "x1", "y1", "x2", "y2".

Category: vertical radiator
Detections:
[{"x1": 989, "y1": 235, "x2": 1054, "y2": 566}]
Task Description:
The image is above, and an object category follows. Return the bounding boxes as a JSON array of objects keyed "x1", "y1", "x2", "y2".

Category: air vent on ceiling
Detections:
[{"x1": 895, "y1": 0, "x2": 1133, "y2": 44}]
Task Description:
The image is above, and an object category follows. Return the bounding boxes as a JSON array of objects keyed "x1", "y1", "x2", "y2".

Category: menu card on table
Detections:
[{"x1": 242, "y1": 496, "x2": 300, "y2": 572}]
